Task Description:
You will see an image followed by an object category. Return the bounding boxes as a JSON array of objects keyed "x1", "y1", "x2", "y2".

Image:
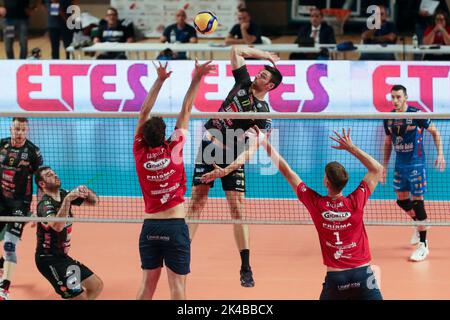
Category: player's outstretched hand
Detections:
[
  {"x1": 330, "y1": 128, "x2": 356, "y2": 152},
  {"x1": 200, "y1": 163, "x2": 227, "y2": 183},
  {"x1": 152, "y1": 61, "x2": 172, "y2": 81},
  {"x1": 266, "y1": 52, "x2": 280, "y2": 66},
  {"x1": 435, "y1": 154, "x2": 446, "y2": 172},
  {"x1": 194, "y1": 59, "x2": 216, "y2": 78},
  {"x1": 68, "y1": 186, "x2": 88, "y2": 200},
  {"x1": 249, "y1": 125, "x2": 270, "y2": 145}
]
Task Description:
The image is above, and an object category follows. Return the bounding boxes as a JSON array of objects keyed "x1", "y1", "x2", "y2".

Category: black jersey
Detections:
[
  {"x1": 0, "y1": 138, "x2": 43, "y2": 204},
  {"x1": 204, "y1": 65, "x2": 272, "y2": 144},
  {"x1": 36, "y1": 189, "x2": 84, "y2": 256}
]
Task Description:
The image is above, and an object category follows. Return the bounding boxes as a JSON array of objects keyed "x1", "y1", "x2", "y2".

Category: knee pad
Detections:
[
  {"x1": 396, "y1": 199, "x2": 413, "y2": 212},
  {"x1": 412, "y1": 200, "x2": 427, "y2": 221}
]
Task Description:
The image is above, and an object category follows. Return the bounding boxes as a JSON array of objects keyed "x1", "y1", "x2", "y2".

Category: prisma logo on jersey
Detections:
[{"x1": 321, "y1": 211, "x2": 352, "y2": 222}]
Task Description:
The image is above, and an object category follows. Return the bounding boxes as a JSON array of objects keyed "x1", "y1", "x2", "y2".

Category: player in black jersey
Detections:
[
  {"x1": 0, "y1": 117, "x2": 43, "y2": 300},
  {"x1": 188, "y1": 46, "x2": 282, "y2": 287},
  {"x1": 34, "y1": 166, "x2": 103, "y2": 300}
]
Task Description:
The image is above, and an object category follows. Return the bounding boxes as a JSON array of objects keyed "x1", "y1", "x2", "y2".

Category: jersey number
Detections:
[{"x1": 333, "y1": 232, "x2": 343, "y2": 245}]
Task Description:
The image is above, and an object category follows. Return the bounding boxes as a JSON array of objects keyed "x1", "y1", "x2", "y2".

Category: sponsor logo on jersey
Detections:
[
  {"x1": 147, "y1": 149, "x2": 165, "y2": 159},
  {"x1": 20, "y1": 153, "x2": 28, "y2": 160},
  {"x1": 322, "y1": 222, "x2": 352, "y2": 231},
  {"x1": 256, "y1": 103, "x2": 263, "y2": 109},
  {"x1": 160, "y1": 193, "x2": 170, "y2": 204},
  {"x1": 322, "y1": 211, "x2": 351, "y2": 222},
  {"x1": 301, "y1": 186, "x2": 307, "y2": 192},
  {"x1": 144, "y1": 158, "x2": 171, "y2": 171},
  {"x1": 160, "y1": 183, "x2": 168, "y2": 188},
  {"x1": 151, "y1": 183, "x2": 181, "y2": 195},
  {"x1": 146, "y1": 169, "x2": 176, "y2": 182},
  {"x1": 237, "y1": 89, "x2": 246, "y2": 97}
]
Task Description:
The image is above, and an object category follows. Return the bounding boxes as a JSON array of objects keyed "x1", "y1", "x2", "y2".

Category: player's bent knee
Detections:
[
  {"x1": 412, "y1": 200, "x2": 427, "y2": 221},
  {"x1": 396, "y1": 199, "x2": 413, "y2": 212}
]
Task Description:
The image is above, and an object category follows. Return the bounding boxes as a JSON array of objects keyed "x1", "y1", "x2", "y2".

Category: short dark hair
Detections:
[
  {"x1": 264, "y1": 65, "x2": 283, "y2": 91},
  {"x1": 325, "y1": 161, "x2": 349, "y2": 193},
  {"x1": 35, "y1": 166, "x2": 52, "y2": 190},
  {"x1": 142, "y1": 117, "x2": 166, "y2": 148},
  {"x1": 434, "y1": 10, "x2": 449, "y2": 25},
  {"x1": 12, "y1": 117, "x2": 28, "y2": 123},
  {"x1": 391, "y1": 84, "x2": 407, "y2": 96},
  {"x1": 311, "y1": 8, "x2": 323, "y2": 17},
  {"x1": 238, "y1": 8, "x2": 250, "y2": 15},
  {"x1": 107, "y1": 7, "x2": 118, "y2": 16}
]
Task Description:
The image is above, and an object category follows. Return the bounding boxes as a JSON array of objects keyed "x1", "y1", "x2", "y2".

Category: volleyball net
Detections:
[{"x1": 0, "y1": 112, "x2": 449, "y2": 226}]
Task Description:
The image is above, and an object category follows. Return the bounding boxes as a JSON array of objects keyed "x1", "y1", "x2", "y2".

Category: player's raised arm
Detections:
[
  {"x1": 257, "y1": 126, "x2": 302, "y2": 192},
  {"x1": 175, "y1": 60, "x2": 216, "y2": 130},
  {"x1": 230, "y1": 45, "x2": 279, "y2": 70},
  {"x1": 330, "y1": 129, "x2": 384, "y2": 194},
  {"x1": 200, "y1": 127, "x2": 263, "y2": 185},
  {"x1": 426, "y1": 123, "x2": 446, "y2": 171},
  {"x1": 135, "y1": 61, "x2": 172, "y2": 136},
  {"x1": 76, "y1": 185, "x2": 99, "y2": 206}
]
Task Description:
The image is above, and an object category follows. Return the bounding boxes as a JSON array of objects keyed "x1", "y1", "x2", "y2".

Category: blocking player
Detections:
[
  {"x1": 0, "y1": 117, "x2": 43, "y2": 300},
  {"x1": 34, "y1": 166, "x2": 103, "y2": 300},
  {"x1": 134, "y1": 60, "x2": 215, "y2": 300},
  {"x1": 254, "y1": 126, "x2": 383, "y2": 299},
  {"x1": 382, "y1": 85, "x2": 445, "y2": 261},
  {"x1": 188, "y1": 45, "x2": 282, "y2": 288}
]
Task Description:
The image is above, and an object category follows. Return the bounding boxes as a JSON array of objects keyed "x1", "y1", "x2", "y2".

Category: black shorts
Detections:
[
  {"x1": 0, "y1": 199, "x2": 30, "y2": 238},
  {"x1": 320, "y1": 265, "x2": 383, "y2": 300},
  {"x1": 35, "y1": 254, "x2": 94, "y2": 299},
  {"x1": 192, "y1": 140, "x2": 246, "y2": 193},
  {"x1": 139, "y1": 219, "x2": 190, "y2": 275}
]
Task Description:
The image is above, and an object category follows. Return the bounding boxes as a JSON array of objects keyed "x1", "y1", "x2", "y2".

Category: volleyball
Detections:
[{"x1": 194, "y1": 11, "x2": 218, "y2": 34}]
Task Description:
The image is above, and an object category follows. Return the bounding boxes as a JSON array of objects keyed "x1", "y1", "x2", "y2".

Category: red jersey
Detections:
[
  {"x1": 133, "y1": 128, "x2": 187, "y2": 214},
  {"x1": 424, "y1": 26, "x2": 450, "y2": 45},
  {"x1": 296, "y1": 180, "x2": 372, "y2": 269}
]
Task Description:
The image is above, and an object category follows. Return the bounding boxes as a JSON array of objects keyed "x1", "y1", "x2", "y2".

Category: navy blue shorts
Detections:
[
  {"x1": 393, "y1": 166, "x2": 427, "y2": 196},
  {"x1": 320, "y1": 265, "x2": 383, "y2": 300},
  {"x1": 139, "y1": 218, "x2": 190, "y2": 275}
]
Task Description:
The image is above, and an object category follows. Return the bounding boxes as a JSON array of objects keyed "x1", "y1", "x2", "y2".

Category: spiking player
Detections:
[
  {"x1": 382, "y1": 85, "x2": 445, "y2": 262},
  {"x1": 188, "y1": 45, "x2": 282, "y2": 288}
]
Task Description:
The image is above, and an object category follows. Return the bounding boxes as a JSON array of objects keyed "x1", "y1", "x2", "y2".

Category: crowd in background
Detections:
[{"x1": 0, "y1": 0, "x2": 449, "y2": 61}]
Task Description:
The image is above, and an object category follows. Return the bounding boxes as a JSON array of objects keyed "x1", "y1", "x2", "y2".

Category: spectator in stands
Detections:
[
  {"x1": 290, "y1": 7, "x2": 336, "y2": 60},
  {"x1": 1, "y1": 0, "x2": 37, "y2": 59},
  {"x1": 423, "y1": 10, "x2": 450, "y2": 60},
  {"x1": 225, "y1": 8, "x2": 262, "y2": 45},
  {"x1": 360, "y1": 4, "x2": 398, "y2": 60},
  {"x1": 159, "y1": 9, "x2": 197, "y2": 60},
  {"x1": 45, "y1": 0, "x2": 75, "y2": 59},
  {"x1": 414, "y1": 0, "x2": 449, "y2": 45},
  {"x1": 93, "y1": 7, "x2": 134, "y2": 60}
]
